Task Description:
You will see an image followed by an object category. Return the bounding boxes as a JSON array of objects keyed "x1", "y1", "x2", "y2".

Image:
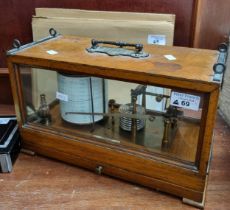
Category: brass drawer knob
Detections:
[{"x1": 95, "y1": 165, "x2": 103, "y2": 175}]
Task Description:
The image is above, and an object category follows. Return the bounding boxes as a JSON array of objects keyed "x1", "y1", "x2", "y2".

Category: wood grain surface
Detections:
[
  {"x1": 0, "y1": 113, "x2": 229, "y2": 209},
  {"x1": 8, "y1": 36, "x2": 219, "y2": 92}
]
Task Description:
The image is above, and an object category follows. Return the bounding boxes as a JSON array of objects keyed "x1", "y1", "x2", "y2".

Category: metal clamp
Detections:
[
  {"x1": 213, "y1": 42, "x2": 228, "y2": 84},
  {"x1": 7, "y1": 28, "x2": 60, "y2": 55},
  {"x1": 131, "y1": 85, "x2": 147, "y2": 98}
]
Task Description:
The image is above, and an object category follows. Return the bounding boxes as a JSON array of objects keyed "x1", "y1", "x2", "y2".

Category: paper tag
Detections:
[
  {"x1": 0, "y1": 118, "x2": 10, "y2": 124},
  {"x1": 46, "y1": 50, "x2": 58, "y2": 55},
  {"x1": 170, "y1": 91, "x2": 200, "y2": 111},
  {"x1": 56, "y1": 92, "x2": 68, "y2": 102},
  {"x1": 147, "y1": 35, "x2": 166, "y2": 45},
  {"x1": 164, "y1": 55, "x2": 176, "y2": 60}
]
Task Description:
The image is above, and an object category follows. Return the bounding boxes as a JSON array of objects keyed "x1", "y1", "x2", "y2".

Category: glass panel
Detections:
[{"x1": 19, "y1": 65, "x2": 204, "y2": 166}]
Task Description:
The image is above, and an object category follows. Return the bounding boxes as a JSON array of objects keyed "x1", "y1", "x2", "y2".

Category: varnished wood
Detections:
[
  {"x1": 7, "y1": 36, "x2": 220, "y2": 206},
  {"x1": 199, "y1": 89, "x2": 219, "y2": 174},
  {"x1": 0, "y1": 114, "x2": 229, "y2": 209},
  {"x1": 21, "y1": 127, "x2": 205, "y2": 191},
  {"x1": 7, "y1": 63, "x2": 23, "y2": 126},
  {"x1": 8, "y1": 36, "x2": 219, "y2": 92}
]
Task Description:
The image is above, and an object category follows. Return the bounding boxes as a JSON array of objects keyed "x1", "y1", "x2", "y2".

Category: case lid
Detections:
[{"x1": 7, "y1": 35, "x2": 219, "y2": 92}]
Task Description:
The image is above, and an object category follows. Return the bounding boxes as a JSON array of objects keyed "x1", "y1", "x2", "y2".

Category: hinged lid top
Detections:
[{"x1": 7, "y1": 36, "x2": 219, "y2": 92}]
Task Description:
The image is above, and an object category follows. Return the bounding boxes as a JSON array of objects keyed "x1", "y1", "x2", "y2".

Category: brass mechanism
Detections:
[{"x1": 38, "y1": 94, "x2": 52, "y2": 125}]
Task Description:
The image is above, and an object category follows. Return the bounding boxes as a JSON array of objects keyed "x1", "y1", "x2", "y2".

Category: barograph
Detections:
[{"x1": 7, "y1": 29, "x2": 226, "y2": 208}]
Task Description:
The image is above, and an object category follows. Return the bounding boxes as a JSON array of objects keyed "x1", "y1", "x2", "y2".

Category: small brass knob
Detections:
[{"x1": 95, "y1": 165, "x2": 103, "y2": 175}]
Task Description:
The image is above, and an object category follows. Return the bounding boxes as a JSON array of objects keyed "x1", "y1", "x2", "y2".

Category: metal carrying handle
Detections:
[{"x1": 91, "y1": 39, "x2": 143, "y2": 52}]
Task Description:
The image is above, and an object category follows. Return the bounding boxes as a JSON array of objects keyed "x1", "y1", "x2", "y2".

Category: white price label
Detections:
[
  {"x1": 164, "y1": 54, "x2": 176, "y2": 61},
  {"x1": 56, "y1": 91, "x2": 68, "y2": 102},
  {"x1": 170, "y1": 92, "x2": 200, "y2": 111},
  {"x1": 46, "y1": 50, "x2": 58, "y2": 55},
  {"x1": 147, "y1": 35, "x2": 166, "y2": 45}
]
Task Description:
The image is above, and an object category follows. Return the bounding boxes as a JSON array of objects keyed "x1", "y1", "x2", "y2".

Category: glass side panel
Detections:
[{"x1": 19, "y1": 65, "x2": 204, "y2": 166}]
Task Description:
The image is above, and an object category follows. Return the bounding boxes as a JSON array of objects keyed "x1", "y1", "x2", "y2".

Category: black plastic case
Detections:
[{"x1": 0, "y1": 117, "x2": 20, "y2": 173}]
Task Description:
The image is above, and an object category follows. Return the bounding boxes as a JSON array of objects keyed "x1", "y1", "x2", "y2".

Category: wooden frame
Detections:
[{"x1": 7, "y1": 35, "x2": 220, "y2": 207}]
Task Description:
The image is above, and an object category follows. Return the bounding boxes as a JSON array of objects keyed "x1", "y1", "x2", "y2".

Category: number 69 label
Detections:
[{"x1": 170, "y1": 91, "x2": 201, "y2": 111}]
